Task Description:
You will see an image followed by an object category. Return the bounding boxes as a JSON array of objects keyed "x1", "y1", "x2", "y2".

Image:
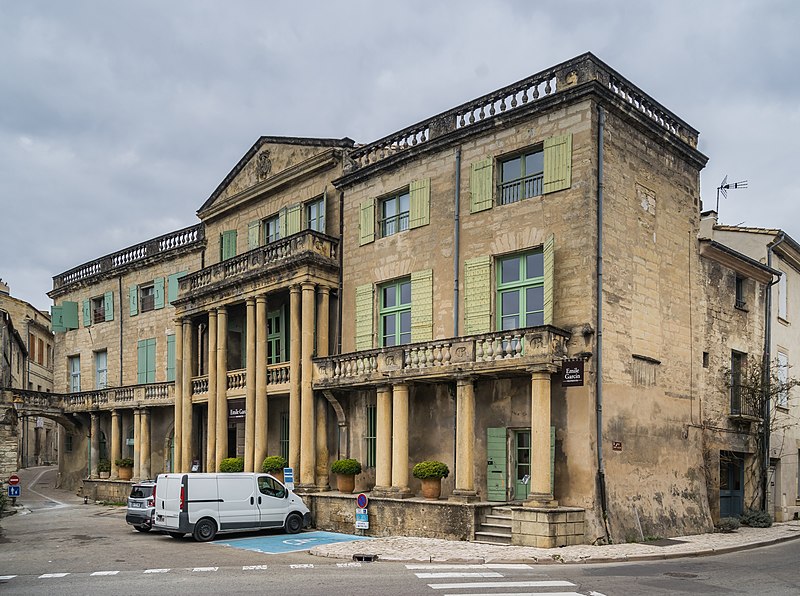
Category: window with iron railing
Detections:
[
  {"x1": 499, "y1": 149, "x2": 544, "y2": 205},
  {"x1": 92, "y1": 296, "x2": 106, "y2": 323},
  {"x1": 379, "y1": 189, "x2": 410, "y2": 237}
]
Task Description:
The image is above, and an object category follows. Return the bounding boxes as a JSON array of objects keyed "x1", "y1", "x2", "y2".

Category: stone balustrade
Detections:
[
  {"x1": 56, "y1": 383, "x2": 175, "y2": 412},
  {"x1": 313, "y1": 326, "x2": 570, "y2": 388}
]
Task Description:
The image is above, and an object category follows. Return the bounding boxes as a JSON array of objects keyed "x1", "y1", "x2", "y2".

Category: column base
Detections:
[
  {"x1": 524, "y1": 493, "x2": 559, "y2": 508},
  {"x1": 388, "y1": 486, "x2": 414, "y2": 499},
  {"x1": 450, "y1": 489, "x2": 479, "y2": 503},
  {"x1": 371, "y1": 486, "x2": 393, "y2": 498}
]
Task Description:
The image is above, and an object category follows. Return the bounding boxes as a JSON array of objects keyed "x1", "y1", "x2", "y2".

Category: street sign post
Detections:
[
  {"x1": 283, "y1": 467, "x2": 294, "y2": 490},
  {"x1": 8, "y1": 485, "x2": 20, "y2": 498},
  {"x1": 355, "y1": 507, "x2": 369, "y2": 530},
  {"x1": 8, "y1": 474, "x2": 20, "y2": 486}
]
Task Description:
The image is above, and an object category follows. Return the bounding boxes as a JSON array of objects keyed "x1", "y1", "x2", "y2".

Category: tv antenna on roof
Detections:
[{"x1": 716, "y1": 175, "x2": 748, "y2": 213}]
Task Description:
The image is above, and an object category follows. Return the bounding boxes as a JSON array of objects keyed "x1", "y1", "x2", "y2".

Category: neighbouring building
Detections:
[{"x1": 25, "y1": 52, "x2": 789, "y2": 546}]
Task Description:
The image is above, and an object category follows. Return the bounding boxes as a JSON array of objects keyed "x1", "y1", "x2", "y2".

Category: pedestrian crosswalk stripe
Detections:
[
  {"x1": 144, "y1": 569, "x2": 170, "y2": 573},
  {"x1": 192, "y1": 567, "x2": 218, "y2": 572},
  {"x1": 429, "y1": 579, "x2": 576, "y2": 589},
  {"x1": 406, "y1": 564, "x2": 532, "y2": 570},
  {"x1": 242, "y1": 565, "x2": 269, "y2": 570},
  {"x1": 39, "y1": 573, "x2": 69, "y2": 579},
  {"x1": 416, "y1": 572, "x2": 504, "y2": 579},
  {"x1": 439, "y1": 592, "x2": 583, "y2": 596},
  {"x1": 337, "y1": 562, "x2": 362, "y2": 568},
  {"x1": 91, "y1": 571, "x2": 119, "y2": 576},
  {"x1": 0, "y1": 576, "x2": 17, "y2": 580}
]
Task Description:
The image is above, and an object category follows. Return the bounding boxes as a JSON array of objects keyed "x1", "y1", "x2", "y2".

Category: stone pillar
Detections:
[
  {"x1": 526, "y1": 367, "x2": 557, "y2": 507},
  {"x1": 373, "y1": 385, "x2": 393, "y2": 496},
  {"x1": 140, "y1": 408, "x2": 151, "y2": 479},
  {"x1": 173, "y1": 320, "x2": 183, "y2": 473},
  {"x1": 315, "y1": 286, "x2": 331, "y2": 488},
  {"x1": 390, "y1": 383, "x2": 412, "y2": 497},
  {"x1": 452, "y1": 376, "x2": 477, "y2": 500},
  {"x1": 289, "y1": 285, "x2": 301, "y2": 471},
  {"x1": 245, "y1": 297, "x2": 257, "y2": 472},
  {"x1": 133, "y1": 408, "x2": 141, "y2": 480},
  {"x1": 317, "y1": 286, "x2": 330, "y2": 358},
  {"x1": 254, "y1": 295, "x2": 268, "y2": 470},
  {"x1": 181, "y1": 318, "x2": 193, "y2": 473},
  {"x1": 216, "y1": 307, "x2": 228, "y2": 469},
  {"x1": 90, "y1": 413, "x2": 99, "y2": 479},
  {"x1": 206, "y1": 309, "x2": 217, "y2": 472},
  {"x1": 299, "y1": 282, "x2": 316, "y2": 487},
  {"x1": 110, "y1": 409, "x2": 121, "y2": 480}
]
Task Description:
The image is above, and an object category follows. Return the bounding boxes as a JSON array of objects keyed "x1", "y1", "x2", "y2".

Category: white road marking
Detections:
[
  {"x1": 0, "y1": 576, "x2": 17, "y2": 580},
  {"x1": 28, "y1": 469, "x2": 69, "y2": 508},
  {"x1": 589, "y1": 592, "x2": 609, "y2": 596},
  {"x1": 144, "y1": 568, "x2": 170, "y2": 573},
  {"x1": 406, "y1": 564, "x2": 532, "y2": 570},
  {"x1": 242, "y1": 565, "x2": 269, "y2": 570},
  {"x1": 91, "y1": 571, "x2": 120, "y2": 576},
  {"x1": 440, "y1": 593, "x2": 583, "y2": 596},
  {"x1": 337, "y1": 562, "x2": 362, "y2": 568},
  {"x1": 39, "y1": 573, "x2": 70, "y2": 579},
  {"x1": 429, "y1": 580, "x2": 576, "y2": 589},
  {"x1": 417, "y1": 571, "x2": 504, "y2": 579},
  {"x1": 290, "y1": 564, "x2": 315, "y2": 569},
  {"x1": 192, "y1": 567, "x2": 218, "y2": 572}
]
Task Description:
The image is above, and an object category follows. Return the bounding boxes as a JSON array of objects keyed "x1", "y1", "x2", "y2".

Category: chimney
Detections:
[
  {"x1": 699, "y1": 210, "x2": 718, "y2": 240},
  {"x1": 0, "y1": 278, "x2": 9, "y2": 296}
]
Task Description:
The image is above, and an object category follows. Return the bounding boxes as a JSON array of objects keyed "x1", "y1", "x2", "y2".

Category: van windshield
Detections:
[{"x1": 257, "y1": 476, "x2": 287, "y2": 499}]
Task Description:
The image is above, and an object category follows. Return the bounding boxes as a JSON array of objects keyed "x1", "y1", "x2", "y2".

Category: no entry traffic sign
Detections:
[{"x1": 8, "y1": 474, "x2": 20, "y2": 486}]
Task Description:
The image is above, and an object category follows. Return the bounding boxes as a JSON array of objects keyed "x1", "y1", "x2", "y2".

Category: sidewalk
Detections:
[{"x1": 310, "y1": 520, "x2": 800, "y2": 564}]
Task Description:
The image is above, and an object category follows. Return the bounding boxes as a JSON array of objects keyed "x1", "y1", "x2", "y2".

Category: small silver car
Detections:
[{"x1": 126, "y1": 481, "x2": 156, "y2": 532}]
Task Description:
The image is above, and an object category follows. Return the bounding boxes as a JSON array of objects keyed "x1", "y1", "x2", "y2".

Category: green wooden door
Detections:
[{"x1": 487, "y1": 427, "x2": 507, "y2": 501}]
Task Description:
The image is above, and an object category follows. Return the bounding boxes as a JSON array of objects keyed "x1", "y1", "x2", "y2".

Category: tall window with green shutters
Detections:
[
  {"x1": 220, "y1": 230, "x2": 237, "y2": 261},
  {"x1": 137, "y1": 338, "x2": 156, "y2": 384},
  {"x1": 379, "y1": 278, "x2": 412, "y2": 347},
  {"x1": 497, "y1": 250, "x2": 545, "y2": 330}
]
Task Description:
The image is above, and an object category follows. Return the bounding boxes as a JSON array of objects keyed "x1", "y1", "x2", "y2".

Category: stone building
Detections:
[{"x1": 37, "y1": 53, "x2": 784, "y2": 545}]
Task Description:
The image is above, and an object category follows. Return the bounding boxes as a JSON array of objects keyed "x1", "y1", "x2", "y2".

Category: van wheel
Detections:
[
  {"x1": 168, "y1": 532, "x2": 185, "y2": 539},
  {"x1": 134, "y1": 525, "x2": 151, "y2": 532},
  {"x1": 193, "y1": 518, "x2": 217, "y2": 542},
  {"x1": 285, "y1": 513, "x2": 303, "y2": 534}
]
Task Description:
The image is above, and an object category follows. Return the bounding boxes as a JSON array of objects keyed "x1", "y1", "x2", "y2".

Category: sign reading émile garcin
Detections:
[{"x1": 561, "y1": 358, "x2": 584, "y2": 387}]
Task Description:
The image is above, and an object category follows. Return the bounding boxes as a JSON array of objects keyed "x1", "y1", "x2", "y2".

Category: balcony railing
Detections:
[
  {"x1": 313, "y1": 326, "x2": 569, "y2": 388},
  {"x1": 189, "y1": 363, "x2": 291, "y2": 398},
  {"x1": 730, "y1": 385, "x2": 761, "y2": 419},
  {"x1": 59, "y1": 382, "x2": 175, "y2": 412},
  {"x1": 180, "y1": 230, "x2": 338, "y2": 297}
]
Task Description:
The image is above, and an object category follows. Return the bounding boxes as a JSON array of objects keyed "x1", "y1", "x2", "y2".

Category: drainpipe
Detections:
[
  {"x1": 596, "y1": 106, "x2": 610, "y2": 540},
  {"x1": 118, "y1": 276, "x2": 124, "y2": 385},
  {"x1": 763, "y1": 232, "x2": 785, "y2": 511},
  {"x1": 454, "y1": 147, "x2": 462, "y2": 337},
  {"x1": 337, "y1": 188, "x2": 345, "y2": 355}
]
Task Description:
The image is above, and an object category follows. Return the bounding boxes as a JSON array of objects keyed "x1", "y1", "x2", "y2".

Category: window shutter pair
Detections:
[
  {"x1": 137, "y1": 338, "x2": 156, "y2": 384},
  {"x1": 469, "y1": 133, "x2": 572, "y2": 212},
  {"x1": 359, "y1": 178, "x2": 431, "y2": 245},
  {"x1": 220, "y1": 230, "x2": 237, "y2": 261}
]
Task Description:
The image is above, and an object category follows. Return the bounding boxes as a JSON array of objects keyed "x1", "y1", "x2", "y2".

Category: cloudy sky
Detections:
[{"x1": 1, "y1": 1, "x2": 797, "y2": 311}]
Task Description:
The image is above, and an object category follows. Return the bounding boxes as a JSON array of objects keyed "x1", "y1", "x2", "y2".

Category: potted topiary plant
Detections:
[
  {"x1": 97, "y1": 459, "x2": 111, "y2": 479},
  {"x1": 262, "y1": 455, "x2": 288, "y2": 482},
  {"x1": 330, "y1": 458, "x2": 362, "y2": 493},
  {"x1": 219, "y1": 457, "x2": 244, "y2": 473},
  {"x1": 413, "y1": 460, "x2": 450, "y2": 499},
  {"x1": 115, "y1": 457, "x2": 134, "y2": 480}
]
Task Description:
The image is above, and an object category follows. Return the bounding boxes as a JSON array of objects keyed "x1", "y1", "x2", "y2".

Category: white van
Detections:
[{"x1": 153, "y1": 473, "x2": 311, "y2": 542}]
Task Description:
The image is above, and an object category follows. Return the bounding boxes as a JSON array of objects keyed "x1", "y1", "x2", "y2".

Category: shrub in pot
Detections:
[
  {"x1": 331, "y1": 458, "x2": 362, "y2": 493},
  {"x1": 115, "y1": 457, "x2": 134, "y2": 480},
  {"x1": 262, "y1": 455, "x2": 288, "y2": 481},
  {"x1": 97, "y1": 459, "x2": 111, "y2": 478},
  {"x1": 413, "y1": 460, "x2": 450, "y2": 499},
  {"x1": 219, "y1": 457, "x2": 244, "y2": 473}
]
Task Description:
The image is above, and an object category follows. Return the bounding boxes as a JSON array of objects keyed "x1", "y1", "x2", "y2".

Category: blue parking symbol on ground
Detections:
[{"x1": 214, "y1": 531, "x2": 370, "y2": 554}]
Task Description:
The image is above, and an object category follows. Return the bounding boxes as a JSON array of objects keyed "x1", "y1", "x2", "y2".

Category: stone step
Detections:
[
  {"x1": 474, "y1": 531, "x2": 512, "y2": 545},
  {"x1": 485, "y1": 514, "x2": 512, "y2": 524},
  {"x1": 481, "y1": 523, "x2": 512, "y2": 534}
]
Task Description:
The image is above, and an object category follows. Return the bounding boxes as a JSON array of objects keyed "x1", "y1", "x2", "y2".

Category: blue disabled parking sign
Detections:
[{"x1": 8, "y1": 485, "x2": 20, "y2": 498}]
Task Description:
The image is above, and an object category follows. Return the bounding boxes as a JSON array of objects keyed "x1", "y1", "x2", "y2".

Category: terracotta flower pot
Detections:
[
  {"x1": 421, "y1": 477, "x2": 442, "y2": 499},
  {"x1": 118, "y1": 467, "x2": 133, "y2": 481},
  {"x1": 337, "y1": 474, "x2": 355, "y2": 494}
]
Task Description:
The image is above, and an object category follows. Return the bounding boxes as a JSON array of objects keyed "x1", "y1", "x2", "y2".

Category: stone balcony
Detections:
[
  {"x1": 190, "y1": 363, "x2": 291, "y2": 401},
  {"x1": 313, "y1": 326, "x2": 570, "y2": 389},
  {"x1": 60, "y1": 383, "x2": 174, "y2": 413}
]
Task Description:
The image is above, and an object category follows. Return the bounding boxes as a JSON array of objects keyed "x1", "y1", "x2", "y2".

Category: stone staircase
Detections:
[{"x1": 474, "y1": 506, "x2": 513, "y2": 545}]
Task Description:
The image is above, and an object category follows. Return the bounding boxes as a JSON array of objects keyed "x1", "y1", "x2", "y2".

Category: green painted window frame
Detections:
[
  {"x1": 379, "y1": 188, "x2": 410, "y2": 238},
  {"x1": 498, "y1": 147, "x2": 544, "y2": 205},
  {"x1": 68, "y1": 355, "x2": 81, "y2": 393},
  {"x1": 279, "y1": 412, "x2": 290, "y2": 463},
  {"x1": 267, "y1": 307, "x2": 285, "y2": 364},
  {"x1": 306, "y1": 196, "x2": 325, "y2": 233},
  {"x1": 496, "y1": 250, "x2": 545, "y2": 330},
  {"x1": 263, "y1": 214, "x2": 281, "y2": 244},
  {"x1": 379, "y1": 277, "x2": 412, "y2": 347},
  {"x1": 365, "y1": 404, "x2": 377, "y2": 468}
]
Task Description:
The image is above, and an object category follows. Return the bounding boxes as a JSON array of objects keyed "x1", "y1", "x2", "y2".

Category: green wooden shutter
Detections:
[
  {"x1": 409, "y1": 178, "x2": 431, "y2": 229},
  {"x1": 62, "y1": 301, "x2": 79, "y2": 330},
  {"x1": 543, "y1": 133, "x2": 572, "y2": 194},
  {"x1": 220, "y1": 230, "x2": 237, "y2": 260},
  {"x1": 129, "y1": 286, "x2": 138, "y2": 316},
  {"x1": 51, "y1": 305, "x2": 65, "y2": 333},
  {"x1": 354, "y1": 283, "x2": 374, "y2": 351},
  {"x1": 104, "y1": 291, "x2": 114, "y2": 322},
  {"x1": 543, "y1": 234, "x2": 554, "y2": 325},
  {"x1": 83, "y1": 299, "x2": 92, "y2": 327},
  {"x1": 359, "y1": 199, "x2": 375, "y2": 246},
  {"x1": 410, "y1": 269, "x2": 433, "y2": 342},
  {"x1": 146, "y1": 338, "x2": 156, "y2": 383},
  {"x1": 286, "y1": 204, "x2": 302, "y2": 235},
  {"x1": 153, "y1": 277, "x2": 165, "y2": 310},
  {"x1": 278, "y1": 207, "x2": 288, "y2": 239},
  {"x1": 470, "y1": 158, "x2": 494, "y2": 213},
  {"x1": 248, "y1": 221, "x2": 260, "y2": 250},
  {"x1": 487, "y1": 427, "x2": 507, "y2": 501},
  {"x1": 166, "y1": 334, "x2": 176, "y2": 382},
  {"x1": 463, "y1": 256, "x2": 492, "y2": 334},
  {"x1": 137, "y1": 339, "x2": 147, "y2": 384},
  {"x1": 167, "y1": 271, "x2": 188, "y2": 304}
]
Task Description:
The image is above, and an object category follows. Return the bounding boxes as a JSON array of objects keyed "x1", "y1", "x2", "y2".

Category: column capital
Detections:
[
  {"x1": 301, "y1": 281, "x2": 317, "y2": 291},
  {"x1": 208, "y1": 309, "x2": 217, "y2": 320},
  {"x1": 256, "y1": 294, "x2": 267, "y2": 305},
  {"x1": 290, "y1": 284, "x2": 302, "y2": 294},
  {"x1": 246, "y1": 296, "x2": 256, "y2": 306},
  {"x1": 456, "y1": 375, "x2": 475, "y2": 387},
  {"x1": 216, "y1": 305, "x2": 227, "y2": 315},
  {"x1": 528, "y1": 364, "x2": 558, "y2": 376}
]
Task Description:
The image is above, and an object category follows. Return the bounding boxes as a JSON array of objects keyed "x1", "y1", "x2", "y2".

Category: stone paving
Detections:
[{"x1": 310, "y1": 521, "x2": 800, "y2": 564}]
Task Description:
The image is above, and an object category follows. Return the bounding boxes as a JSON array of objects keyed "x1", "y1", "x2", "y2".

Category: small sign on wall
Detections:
[
  {"x1": 612, "y1": 441, "x2": 623, "y2": 452},
  {"x1": 228, "y1": 398, "x2": 246, "y2": 420},
  {"x1": 561, "y1": 358, "x2": 585, "y2": 387}
]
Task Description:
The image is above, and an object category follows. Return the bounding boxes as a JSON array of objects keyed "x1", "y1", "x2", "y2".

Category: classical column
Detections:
[
  {"x1": 317, "y1": 286, "x2": 330, "y2": 358},
  {"x1": 140, "y1": 408, "x2": 151, "y2": 479},
  {"x1": 110, "y1": 409, "x2": 121, "y2": 480},
  {"x1": 299, "y1": 282, "x2": 316, "y2": 487},
  {"x1": 90, "y1": 413, "x2": 99, "y2": 479},
  {"x1": 181, "y1": 318, "x2": 194, "y2": 472},
  {"x1": 391, "y1": 383, "x2": 412, "y2": 497},
  {"x1": 133, "y1": 408, "x2": 142, "y2": 480},
  {"x1": 206, "y1": 309, "x2": 217, "y2": 472},
  {"x1": 289, "y1": 285, "x2": 301, "y2": 472},
  {"x1": 245, "y1": 297, "x2": 257, "y2": 472},
  {"x1": 215, "y1": 307, "x2": 228, "y2": 469},
  {"x1": 526, "y1": 367, "x2": 557, "y2": 507},
  {"x1": 254, "y1": 295, "x2": 268, "y2": 470},
  {"x1": 452, "y1": 376, "x2": 477, "y2": 500},
  {"x1": 173, "y1": 320, "x2": 183, "y2": 473},
  {"x1": 314, "y1": 286, "x2": 331, "y2": 488},
  {"x1": 373, "y1": 385, "x2": 393, "y2": 496}
]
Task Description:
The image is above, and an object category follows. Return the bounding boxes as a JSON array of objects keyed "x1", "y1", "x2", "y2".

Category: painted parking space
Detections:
[{"x1": 214, "y1": 531, "x2": 370, "y2": 554}]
